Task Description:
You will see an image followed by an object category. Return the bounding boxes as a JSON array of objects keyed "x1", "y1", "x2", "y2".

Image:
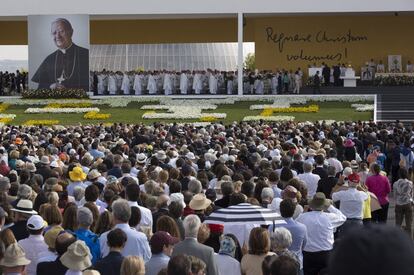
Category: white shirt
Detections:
[
  {"x1": 37, "y1": 250, "x2": 57, "y2": 264},
  {"x1": 18, "y1": 234, "x2": 49, "y2": 275},
  {"x1": 296, "y1": 205, "x2": 346, "y2": 252},
  {"x1": 128, "y1": 201, "x2": 153, "y2": 229},
  {"x1": 327, "y1": 158, "x2": 343, "y2": 174},
  {"x1": 298, "y1": 172, "x2": 321, "y2": 198},
  {"x1": 99, "y1": 223, "x2": 151, "y2": 261},
  {"x1": 215, "y1": 253, "x2": 241, "y2": 275},
  {"x1": 332, "y1": 188, "x2": 368, "y2": 219}
]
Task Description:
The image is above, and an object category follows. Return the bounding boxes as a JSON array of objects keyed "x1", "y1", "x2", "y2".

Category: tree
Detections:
[{"x1": 244, "y1": 53, "x2": 255, "y2": 71}]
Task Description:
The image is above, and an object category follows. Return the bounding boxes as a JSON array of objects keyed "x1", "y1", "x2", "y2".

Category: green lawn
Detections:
[{"x1": 4, "y1": 101, "x2": 373, "y2": 125}]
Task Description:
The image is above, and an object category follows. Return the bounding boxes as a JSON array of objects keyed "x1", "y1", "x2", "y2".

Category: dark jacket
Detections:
[
  {"x1": 10, "y1": 220, "x2": 29, "y2": 241},
  {"x1": 94, "y1": 251, "x2": 124, "y2": 275},
  {"x1": 317, "y1": 176, "x2": 338, "y2": 199},
  {"x1": 313, "y1": 166, "x2": 328, "y2": 180},
  {"x1": 37, "y1": 257, "x2": 68, "y2": 275}
]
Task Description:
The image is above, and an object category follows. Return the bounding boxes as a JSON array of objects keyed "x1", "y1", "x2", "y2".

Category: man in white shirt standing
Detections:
[
  {"x1": 18, "y1": 215, "x2": 48, "y2": 275},
  {"x1": 298, "y1": 162, "x2": 321, "y2": 199},
  {"x1": 332, "y1": 173, "x2": 368, "y2": 236},
  {"x1": 326, "y1": 150, "x2": 343, "y2": 174},
  {"x1": 99, "y1": 199, "x2": 151, "y2": 261},
  {"x1": 296, "y1": 192, "x2": 346, "y2": 275}
]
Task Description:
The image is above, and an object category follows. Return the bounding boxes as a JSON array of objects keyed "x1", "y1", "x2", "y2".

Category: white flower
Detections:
[
  {"x1": 25, "y1": 107, "x2": 100, "y2": 113},
  {"x1": 0, "y1": 114, "x2": 16, "y2": 119},
  {"x1": 351, "y1": 104, "x2": 375, "y2": 111},
  {"x1": 242, "y1": 115, "x2": 295, "y2": 121}
]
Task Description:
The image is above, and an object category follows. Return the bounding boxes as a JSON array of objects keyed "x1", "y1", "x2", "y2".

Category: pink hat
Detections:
[{"x1": 344, "y1": 139, "x2": 355, "y2": 147}]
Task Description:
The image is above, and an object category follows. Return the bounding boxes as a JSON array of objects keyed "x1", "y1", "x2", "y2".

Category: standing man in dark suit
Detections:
[
  {"x1": 333, "y1": 64, "x2": 341, "y2": 86},
  {"x1": 322, "y1": 63, "x2": 331, "y2": 86},
  {"x1": 37, "y1": 232, "x2": 77, "y2": 275},
  {"x1": 313, "y1": 71, "x2": 321, "y2": 94},
  {"x1": 313, "y1": 155, "x2": 328, "y2": 180},
  {"x1": 317, "y1": 166, "x2": 338, "y2": 199},
  {"x1": 172, "y1": 215, "x2": 218, "y2": 275}
]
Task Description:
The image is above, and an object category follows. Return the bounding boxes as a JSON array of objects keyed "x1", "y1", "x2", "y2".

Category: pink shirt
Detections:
[{"x1": 366, "y1": 174, "x2": 391, "y2": 205}]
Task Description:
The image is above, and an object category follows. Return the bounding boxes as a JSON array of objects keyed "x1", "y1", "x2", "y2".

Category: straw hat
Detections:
[
  {"x1": 69, "y1": 167, "x2": 87, "y2": 182},
  {"x1": 60, "y1": 240, "x2": 92, "y2": 271},
  {"x1": 308, "y1": 192, "x2": 331, "y2": 211},
  {"x1": 11, "y1": 199, "x2": 37, "y2": 215},
  {"x1": 26, "y1": 162, "x2": 36, "y2": 173},
  {"x1": 155, "y1": 150, "x2": 167, "y2": 160},
  {"x1": 40, "y1": 156, "x2": 50, "y2": 165},
  {"x1": 136, "y1": 153, "x2": 147, "y2": 164},
  {"x1": 0, "y1": 243, "x2": 30, "y2": 267},
  {"x1": 189, "y1": 194, "x2": 211, "y2": 211},
  {"x1": 44, "y1": 225, "x2": 64, "y2": 249},
  {"x1": 87, "y1": 169, "x2": 101, "y2": 180}
]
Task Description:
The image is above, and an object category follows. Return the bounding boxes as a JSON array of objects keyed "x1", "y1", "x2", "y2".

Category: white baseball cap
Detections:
[{"x1": 27, "y1": 215, "x2": 46, "y2": 230}]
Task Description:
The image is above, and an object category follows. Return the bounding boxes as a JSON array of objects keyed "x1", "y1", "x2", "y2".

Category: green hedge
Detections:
[{"x1": 22, "y1": 89, "x2": 89, "y2": 99}]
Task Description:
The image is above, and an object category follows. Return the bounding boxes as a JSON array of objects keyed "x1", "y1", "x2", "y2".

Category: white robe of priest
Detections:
[
  {"x1": 108, "y1": 75, "x2": 117, "y2": 95},
  {"x1": 97, "y1": 74, "x2": 106, "y2": 95},
  {"x1": 180, "y1": 73, "x2": 188, "y2": 94},
  {"x1": 209, "y1": 73, "x2": 218, "y2": 94},
  {"x1": 133, "y1": 74, "x2": 143, "y2": 95},
  {"x1": 271, "y1": 76, "x2": 278, "y2": 94},
  {"x1": 163, "y1": 73, "x2": 173, "y2": 95},
  {"x1": 193, "y1": 73, "x2": 202, "y2": 94},
  {"x1": 147, "y1": 75, "x2": 157, "y2": 95},
  {"x1": 121, "y1": 74, "x2": 130, "y2": 94},
  {"x1": 227, "y1": 79, "x2": 233, "y2": 95}
]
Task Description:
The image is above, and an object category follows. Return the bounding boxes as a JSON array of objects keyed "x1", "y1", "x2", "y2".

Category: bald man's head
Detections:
[{"x1": 55, "y1": 232, "x2": 76, "y2": 256}]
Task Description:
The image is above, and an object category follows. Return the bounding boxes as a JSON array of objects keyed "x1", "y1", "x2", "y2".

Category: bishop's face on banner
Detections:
[{"x1": 29, "y1": 15, "x2": 90, "y2": 91}]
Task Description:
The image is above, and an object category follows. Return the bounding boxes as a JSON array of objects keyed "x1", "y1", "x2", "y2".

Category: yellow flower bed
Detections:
[
  {"x1": 260, "y1": 105, "x2": 319, "y2": 116},
  {"x1": 0, "y1": 103, "x2": 10, "y2": 112},
  {"x1": 200, "y1": 116, "x2": 218, "y2": 122},
  {"x1": 23, "y1": 120, "x2": 59, "y2": 125},
  {"x1": 84, "y1": 111, "x2": 111, "y2": 120},
  {"x1": 0, "y1": 118, "x2": 13, "y2": 123},
  {"x1": 46, "y1": 102, "x2": 92, "y2": 108}
]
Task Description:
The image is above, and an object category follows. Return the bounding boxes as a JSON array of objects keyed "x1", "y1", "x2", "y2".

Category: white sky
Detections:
[{"x1": 0, "y1": 45, "x2": 28, "y2": 60}]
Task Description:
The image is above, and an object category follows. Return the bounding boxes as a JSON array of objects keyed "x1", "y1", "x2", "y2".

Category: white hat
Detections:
[
  {"x1": 87, "y1": 169, "x2": 101, "y2": 180},
  {"x1": 60, "y1": 240, "x2": 92, "y2": 271},
  {"x1": 169, "y1": 192, "x2": 186, "y2": 208},
  {"x1": 50, "y1": 160, "x2": 60, "y2": 168},
  {"x1": 117, "y1": 139, "x2": 126, "y2": 146},
  {"x1": 0, "y1": 243, "x2": 30, "y2": 267},
  {"x1": 40, "y1": 156, "x2": 50, "y2": 165},
  {"x1": 27, "y1": 215, "x2": 46, "y2": 230},
  {"x1": 11, "y1": 199, "x2": 37, "y2": 215},
  {"x1": 186, "y1": 152, "x2": 196, "y2": 160},
  {"x1": 136, "y1": 153, "x2": 147, "y2": 164},
  {"x1": 155, "y1": 150, "x2": 167, "y2": 160}
]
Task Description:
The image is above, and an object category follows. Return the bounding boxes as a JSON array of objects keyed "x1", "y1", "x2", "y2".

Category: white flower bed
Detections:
[
  {"x1": 143, "y1": 112, "x2": 226, "y2": 119},
  {"x1": 351, "y1": 104, "x2": 375, "y2": 112},
  {"x1": 141, "y1": 104, "x2": 217, "y2": 110},
  {"x1": 243, "y1": 115, "x2": 295, "y2": 122},
  {"x1": 25, "y1": 107, "x2": 100, "y2": 114},
  {"x1": 0, "y1": 114, "x2": 16, "y2": 119},
  {"x1": 250, "y1": 103, "x2": 291, "y2": 110}
]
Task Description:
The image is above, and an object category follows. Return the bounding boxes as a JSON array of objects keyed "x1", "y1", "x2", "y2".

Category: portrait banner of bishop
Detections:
[{"x1": 28, "y1": 15, "x2": 90, "y2": 91}]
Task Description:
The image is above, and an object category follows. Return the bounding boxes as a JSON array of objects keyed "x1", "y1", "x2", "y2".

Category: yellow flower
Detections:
[
  {"x1": 200, "y1": 116, "x2": 218, "y2": 122},
  {"x1": 0, "y1": 118, "x2": 13, "y2": 123},
  {"x1": 84, "y1": 111, "x2": 111, "y2": 120},
  {"x1": 262, "y1": 105, "x2": 320, "y2": 115},
  {"x1": 0, "y1": 103, "x2": 10, "y2": 112},
  {"x1": 23, "y1": 120, "x2": 59, "y2": 125},
  {"x1": 46, "y1": 102, "x2": 92, "y2": 108}
]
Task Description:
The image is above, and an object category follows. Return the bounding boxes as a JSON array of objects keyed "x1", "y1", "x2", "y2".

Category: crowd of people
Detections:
[
  {"x1": 0, "y1": 120, "x2": 412, "y2": 275},
  {"x1": 0, "y1": 71, "x2": 27, "y2": 96},
  {"x1": 90, "y1": 69, "x2": 305, "y2": 96}
]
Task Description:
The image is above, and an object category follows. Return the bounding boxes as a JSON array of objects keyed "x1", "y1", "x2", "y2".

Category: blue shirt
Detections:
[
  {"x1": 270, "y1": 218, "x2": 308, "y2": 269},
  {"x1": 145, "y1": 253, "x2": 170, "y2": 275},
  {"x1": 99, "y1": 223, "x2": 151, "y2": 262},
  {"x1": 89, "y1": 149, "x2": 105, "y2": 159},
  {"x1": 75, "y1": 228, "x2": 101, "y2": 265},
  {"x1": 67, "y1": 181, "x2": 88, "y2": 197}
]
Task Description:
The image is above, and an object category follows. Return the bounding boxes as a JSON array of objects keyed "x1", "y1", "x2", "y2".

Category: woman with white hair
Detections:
[{"x1": 270, "y1": 227, "x2": 300, "y2": 268}]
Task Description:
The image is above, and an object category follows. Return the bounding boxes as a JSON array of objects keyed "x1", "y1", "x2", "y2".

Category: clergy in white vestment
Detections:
[
  {"x1": 254, "y1": 76, "x2": 264, "y2": 94},
  {"x1": 133, "y1": 73, "x2": 143, "y2": 95},
  {"x1": 108, "y1": 73, "x2": 117, "y2": 95},
  {"x1": 147, "y1": 73, "x2": 157, "y2": 95},
  {"x1": 115, "y1": 72, "x2": 123, "y2": 93},
  {"x1": 180, "y1": 71, "x2": 188, "y2": 94},
  {"x1": 209, "y1": 71, "x2": 218, "y2": 94},
  {"x1": 97, "y1": 72, "x2": 107, "y2": 95},
  {"x1": 271, "y1": 73, "x2": 278, "y2": 94},
  {"x1": 193, "y1": 71, "x2": 203, "y2": 94},
  {"x1": 226, "y1": 72, "x2": 234, "y2": 95},
  {"x1": 163, "y1": 72, "x2": 173, "y2": 95},
  {"x1": 121, "y1": 73, "x2": 130, "y2": 94},
  {"x1": 407, "y1": 61, "x2": 413, "y2": 73}
]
